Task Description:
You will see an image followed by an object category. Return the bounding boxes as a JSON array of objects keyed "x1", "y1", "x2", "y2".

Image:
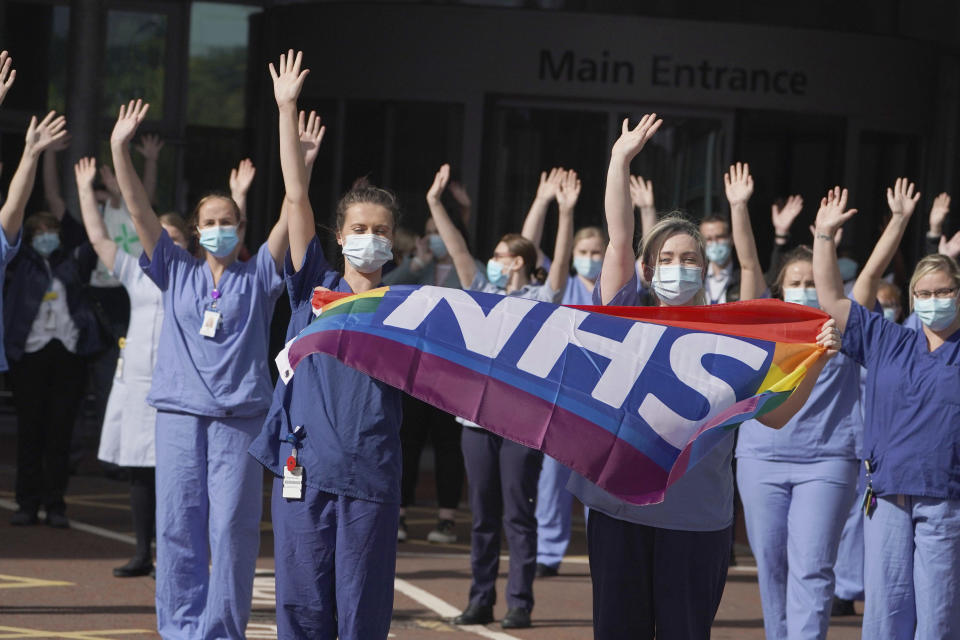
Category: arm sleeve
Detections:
[
  {"x1": 841, "y1": 299, "x2": 911, "y2": 367},
  {"x1": 139, "y1": 229, "x2": 188, "y2": 291},
  {"x1": 0, "y1": 228, "x2": 21, "y2": 267},
  {"x1": 285, "y1": 235, "x2": 337, "y2": 308},
  {"x1": 111, "y1": 251, "x2": 136, "y2": 288},
  {"x1": 592, "y1": 268, "x2": 641, "y2": 307}
]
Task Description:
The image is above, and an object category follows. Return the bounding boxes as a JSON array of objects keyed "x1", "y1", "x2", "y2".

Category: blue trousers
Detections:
[
  {"x1": 587, "y1": 509, "x2": 732, "y2": 640},
  {"x1": 271, "y1": 480, "x2": 399, "y2": 639},
  {"x1": 833, "y1": 483, "x2": 864, "y2": 601},
  {"x1": 863, "y1": 494, "x2": 960, "y2": 639},
  {"x1": 535, "y1": 454, "x2": 573, "y2": 568},
  {"x1": 736, "y1": 458, "x2": 857, "y2": 640},
  {"x1": 461, "y1": 427, "x2": 542, "y2": 610},
  {"x1": 155, "y1": 411, "x2": 263, "y2": 640}
]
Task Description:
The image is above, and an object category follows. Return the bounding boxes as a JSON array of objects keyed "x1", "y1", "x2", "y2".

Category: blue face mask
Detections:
[
  {"x1": 882, "y1": 306, "x2": 898, "y2": 323},
  {"x1": 652, "y1": 265, "x2": 703, "y2": 305},
  {"x1": 782, "y1": 287, "x2": 819, "y2": 308},
  {"x1": 705, "y1": 241, "x2": 731, "y2": 265},
  {"x1": 427, "y1": 234, "x2": 448, "y2": 259},
  {"x1": 486, "y1": 259, "x2": 509, "y2": 289},
  {"x1": 198, "y1": 225, "x2": 239, "y2": 258},
  {"x1": 914, "y1": 296, "x2": 958, "y2": 331},
  {"x1": 31, "y1": 232, "x2": 60, "y2": 257},
  {"x1": 837, "y1": 257, "x2": 858, "y2": 282},
  {"x1": 573, "y1": 256, "x2": 602, "y2": 280}
]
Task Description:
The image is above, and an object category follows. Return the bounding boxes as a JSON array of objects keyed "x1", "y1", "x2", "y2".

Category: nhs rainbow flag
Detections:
[{"x1": 276, "y1": 285, "x2": 827, "y2": 505}]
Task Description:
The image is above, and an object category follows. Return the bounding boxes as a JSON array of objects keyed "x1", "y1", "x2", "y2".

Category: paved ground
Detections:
[{"x1": 0, "y1": 411, "x2": 864, "y2": 639}]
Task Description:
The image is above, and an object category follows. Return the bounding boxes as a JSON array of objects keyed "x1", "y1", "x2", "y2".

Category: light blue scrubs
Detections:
[
  {"x1": 842, "y1": 301, "x2": 960, "y2": 639},
  {"x1": 140, "y1": 231, "x2": 283, "y2": 639},
  {"x1": 0, "y1": 229, "x2": 22, "y2": 372},
  {"x1": 535, "y1": 274, "x2": 593, "y2": 569}
]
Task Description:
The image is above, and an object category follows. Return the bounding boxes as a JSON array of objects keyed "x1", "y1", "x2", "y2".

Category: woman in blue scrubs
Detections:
[
  {"x1": 247, "y1": 51, "x2": 403, "y2": 640},
  {"x1": 534, "y1": 225, "x2": 606, "y2": 577},
  {"x1": 566, "y1": 116, "x2": 840, "y2": 640},
  {"x1": 110, "y1": 98, "x2": 288, "y2": 638},
  {"x1": 813, "y1": 186, "x2": 960, "y2": 639}
]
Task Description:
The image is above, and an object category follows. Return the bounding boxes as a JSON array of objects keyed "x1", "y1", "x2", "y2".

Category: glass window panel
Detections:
[
  {"x1": 103, "y1": 10, "x2": 167, "y2": 119},
  {"x1": 187, "y1": 2, "x2": 261, "y2": 128},
  {"x1": 47, "y1": 5, "x2": 70, "y2": 113}
]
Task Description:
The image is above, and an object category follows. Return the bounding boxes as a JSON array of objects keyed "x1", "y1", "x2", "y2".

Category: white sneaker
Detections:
[{"x1": 427, "y1": 519, "x2": 456, "y2": 543}]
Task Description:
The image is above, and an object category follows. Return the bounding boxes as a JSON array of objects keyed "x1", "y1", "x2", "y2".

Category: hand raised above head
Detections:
[
  {"x1": 772, "y1": 195, "x2": 803, "y2": 235},
  {"x1": 110, "y1": 99, "x2": 150, "y2": 147},
  {"x1": 930, "y1": 192, "x2": 951, "y2": 234},
  {"x1": 885, "y1": 177, "x2": 920, "y2": 219},
  {"x1": 535, "y1": 167, "x2": 564, "y2": 203},
  {"x1": 269, "y1": 49, "x2": 309, "y2": 109},
  {"x1": 611, "y1": 114, "x2": 662, "y2": 163},
  {"x1": 815, "y1": 186, "x2": 857, "y2": 237},
  {"x1": 25, "y1": 110, "x2": 68, "y2": 155},
  {"x1": 427, "y1": 164, "x2": 450, "y2": 205},
  {"x1": 724, "y1": 162, "x2": 754, "y2": 207},
  {"x1": 74, "y1": 157, "x2": 97, "y2": 189},
  {"x1": 0, "y1": 51, "x2": 15, "y2": 106},
  {"x1": 229, "y1": 158, "x2": 256, "y2": 196},
  {"x1": 556, "y1": 168, "x2": 581, "y2": 211},
  {"x1": 629, "y1": 175, "x2": 654, "y2": 209},
  {"x1": 298, "y1": 110, "x2": 325, "y2": 165},
  {"x1": 135, "y1": 133, "x2": 164, "y2": 161}
]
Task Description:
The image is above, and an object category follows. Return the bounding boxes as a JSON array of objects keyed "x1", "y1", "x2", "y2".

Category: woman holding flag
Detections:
[{"x1": 567, "y1": 113, "x2": 842, "y2": 640}]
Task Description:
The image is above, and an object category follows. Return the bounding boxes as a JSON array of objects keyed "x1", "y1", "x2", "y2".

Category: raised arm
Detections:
[
  {"x1": 771, "y1": 195, "x2": 803, "y2": 248},
  {"x1": 547, "y1": 169, "x2": 577, "y2": 294},
  {"x1": 1, "y1": 111, "x2": 67, "y2": 243},
  {"x1": 0, "y1": 50, "x2": 15, "y2": 106},
  {"x1": 724, "y1": 162, "x2": 765, "y2": 300},
  {"x1": 271, "y1": 50, "x2": 311, "y2": 272},
  {"x1": 630, "y1": 175, "x2": 657, "y2": 240},
  {"x1": 229, "y1": 158, "x2": 256, "y2": 221},
  {"x1": 448, "y1": 180, "x2": 472, "y2": 228},
  {"x1": 520, "y1": 167, "x2": 562, "y2": 264},
  {"x1": 928, "y1": 192, "x2": 950, "y2": 248},
  {"x1": 600, "y1": 114, "x2": 662, "y2": 304},
  {"x1": 813, "y1": 187, "x2": 858, "y2": 332},
  {"x1": 852, "y1": 178, "x2": 919, "y2": 307},
  {"x1": 427, "y1": 164, "x2": 476, "y2": 288},
  {"x1": 75, "y1": 157, "x2": 117, "y2": 270},
  {"x1": 134, "y1": 134, "x2": 163, "y2": 205},
  {"x1": 42, "y1": 134, "x2": 71, "y2": 220},
  {"x1": 110, "y1": 100, "x2": 162, "y2": 258}
]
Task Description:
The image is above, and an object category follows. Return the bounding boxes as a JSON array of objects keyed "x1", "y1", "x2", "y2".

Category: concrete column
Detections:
[{"x1": 64, "y1": 0, "x2": 103, "y2": 217}]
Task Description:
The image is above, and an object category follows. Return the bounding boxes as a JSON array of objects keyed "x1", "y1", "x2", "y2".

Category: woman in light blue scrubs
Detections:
[
  {"x1": 534, "y1": 225, "x2": 606, "y2": 577},
  {"x1": 567, "y1": 118, "x2": 838, "y2": 640},
  {"x1": 110, "y1": 98, "x2": 287, "y2": 639},
  {"x1": 814, "y1": 186, "x2": 960, "y2": 639}
]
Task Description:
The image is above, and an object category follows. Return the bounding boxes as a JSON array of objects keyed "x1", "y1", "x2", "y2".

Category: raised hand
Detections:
[
  {"x1": 724, "y1": 162, "x2": 754, "y2": 207},
  {"x1": 427, "y1": 164, "x2": 450, "y2": 205},
  {"x1": 535, "y1": 167, "x2": 564, "y2": 202},
  {"x1": 24, "y1": 111, "x2": 68, "y2": 156},
  {"x1": 611, "y1": 114, "x2": 662, "y2": 163},
  {"x1": 629, "y1": 175, "x2": 654, "y2": 209},
  {"x1": 448, "y1": 180, "x2": 471, "y2": 209},
  {"x1": 229, "y1": 158, "x2": 256, "y2": 196},
  {"x1": 815, "y1": 186, "x2": 857, "y2": 236},
  {"x1": 556, "y1": 168, "x2": 581, "y2": 211},
  {"x1": 111, "y1": 99, "x2": 149, "y2": 147},
  {"x1": 0, "y1": 51, "x2": 15, "y2": 106},
  {"x1": 269, "y1": 49, "x2": 309, "y2": 109},
  {"x1": 74, "y1": 157, "x2": 97, "y2": 190},
  {"x1": 298, "y1": 110, "x2": 325, "y2": 166},
  {"x1": 929, "y1": 192, "x2": 951, "y2": 236},
  {"x1": 772, "y1": 194, "x2": 803, "y2": 236},
  {"x1": 940, "y1": 231, "x2": 960, "y2": 259},
  {"x1": 135, "y1": 133, "x2": 164, "y2": 161},
  {"x1": 886, "y1": 177, "x2": 921, "y2": 219}
]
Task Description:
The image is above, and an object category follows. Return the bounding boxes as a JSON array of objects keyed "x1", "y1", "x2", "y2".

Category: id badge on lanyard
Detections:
[
  {"x1": 199, "y1": 289, "x2": 223, "y2": 338},
  {"x1": 282, "y1": 425, "x2": 305, "y2": 500}
]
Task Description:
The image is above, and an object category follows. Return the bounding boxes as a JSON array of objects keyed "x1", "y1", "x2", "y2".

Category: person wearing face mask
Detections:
[
  {"x1": 534, "y1": 224, "x2": 606, "y2": 578},
  {"x1": 110, "y1": 92, "x2": 291, "y2": 637},
  {"x1": 247, "y1": 51, "x2": 403, "y2": 639},
  {"x1": 384, "y1": 202, "x2": 482, "y2": 545},
  {"x1": 566, "y1": 115, "x2": 840, "y2": 640},
  {"x1": 699, "y1": 215, "x2": 741, "y2": 304},
  {"x1": 423, "y1": 161, "x2": 572, "y2": 629},
  {"x1": 814, "y1": 187, "x2": 960, "y2": 640}
]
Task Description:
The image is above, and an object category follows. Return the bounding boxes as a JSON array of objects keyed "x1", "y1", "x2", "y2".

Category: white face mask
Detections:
[
  {"x1": 652, "y1": 265, "x2": 703, "y2": 305},
  {"x1": 782, "y1": 287, "x2": 820, "y2": 308},
  {"x1": 341, "y1": 234, "x2": 393, "y2": 273}
]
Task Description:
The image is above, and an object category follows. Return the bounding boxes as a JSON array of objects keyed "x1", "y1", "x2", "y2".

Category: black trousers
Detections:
[
  {"x1": 400, "y1": 394, "x2": 464, "y2": 510},
  {"x1": 587, "y1": 509, "x2": 733, "y2": 640},
  {"x1": 10, "y1": 340, "x2": 87, "y2": 514},
  {"x1": 462, "y1": 427, "x2": 542, "y2": 610}
]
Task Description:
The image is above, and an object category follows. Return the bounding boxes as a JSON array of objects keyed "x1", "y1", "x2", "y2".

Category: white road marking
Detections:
[{"x1": 393, "y1": 578, "x2": 522, "y2": 640}]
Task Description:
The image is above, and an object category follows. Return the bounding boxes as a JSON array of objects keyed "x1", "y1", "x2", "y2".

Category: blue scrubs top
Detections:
[
  {"x1": 248, "y1": 237, "x2": 403, "y2": 504},
  {"x1": 139, "y1": 230, "x2": 283, "y2": 417},
  {"x1": 843, "y1": 300, "x2": 960, "y2": 500},
  {"x1": 566, "y1": 270, "x2": 735, "y2": 532},
  {"x1": 0, "y1": 229, "x2": 22, "y2": 372},
  {"x1": 736, "y1": 353, "x2": 861, "y2": 462},
  {"x1": 563, "y1": 274, "x2": 594, "y2": 306}
]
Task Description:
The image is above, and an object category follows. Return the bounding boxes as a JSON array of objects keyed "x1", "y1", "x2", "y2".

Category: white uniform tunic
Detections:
[{"x1": 97, "y1": 251, "x2": 163, "y2": 467}]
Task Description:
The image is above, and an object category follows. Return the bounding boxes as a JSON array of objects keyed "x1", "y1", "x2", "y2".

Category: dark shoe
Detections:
[
  {"x1": 113, "y1": 558, "x2": 153, "y2": 578},
  {"x1": 453, "y1": 603, "x2": 493, "y2": 625},
  {"x1": 10, "y1": 510, "x2": 38, "y2": 526},
  {"x1": 427, "y1": 519, "x2": 457, "y2": 543},
  {"x1": 44, "y1": 512, "x2": 69, "y2": 529},
  {"x1": 502, "y1": 607, "x2": 531, "y2": 629},
  {"x1": 831, "y1": 596, "x2": 856, "y2": 616},
  {"x1": 535, "y1": 562, "x2": 558, "y2": 578},
  {"x1": 397, "y1": 516, "x2": 408, "y2": 542}
]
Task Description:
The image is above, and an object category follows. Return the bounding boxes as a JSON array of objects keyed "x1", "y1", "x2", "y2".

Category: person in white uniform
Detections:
[{"x1": 75, "y1": 156, "x2": 191, "y2": 577}]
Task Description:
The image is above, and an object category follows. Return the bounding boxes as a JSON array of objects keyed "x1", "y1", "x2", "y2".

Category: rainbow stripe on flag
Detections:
[{"x1": 277, "y1": 285, "x2": 827, "y2": 506}]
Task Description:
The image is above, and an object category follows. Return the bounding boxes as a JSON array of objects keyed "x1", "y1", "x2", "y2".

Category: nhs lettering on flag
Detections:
[{"x1": 377, "y1": 286, "x2": 773, "y2": 451}]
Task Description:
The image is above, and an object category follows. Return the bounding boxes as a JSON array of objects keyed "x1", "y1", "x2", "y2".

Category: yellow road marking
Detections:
[
  {"x1": 0, "y1": 575, "x2": 73, "y2": 590},
  {"x1": 0, "y1": 627, "x2": 153, "y2": 639}
]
